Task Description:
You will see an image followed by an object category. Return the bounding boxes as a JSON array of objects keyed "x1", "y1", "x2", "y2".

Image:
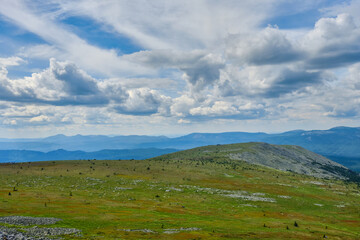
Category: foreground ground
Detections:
[{"x1": 0, "y1": 155, "x2": 359, "y2": 239}]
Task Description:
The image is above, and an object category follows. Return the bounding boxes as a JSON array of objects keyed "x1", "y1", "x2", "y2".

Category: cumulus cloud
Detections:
[
  {"x1": 302, "y1": 14, "x2": 360, "y2": 69},
  {"x1": 3, "y1": 0, "x2": 360, "y2": 132},
  {"x1": 170, "y1": 95, "x2": 197, "y2": 117},
  {"x1": 215, "y1": 65, "x2": 329, "y2": 99},
  {"x1": 322, "y1": 1, "x2": 360, "y2": 27},
  {"x1": 320, "y1": 63, "x2": 360, "y2": 118},
  {"x1": 0, "y1": 58, "x2": 107, "y2": 105},
  {"x1": 226, "y1": 26, "x2": 302, "y2": 65},
  {"x1": 112, "y1": 88, "x2": 171, "y2": 116},
  {"x1": 0, "y1": 57, "x2": 25, "y2": 80},
  {"x1": 0, "y1": 58, "x2": 172, "y2": 116},
  {"x1": 49, "y1": 59, "x2": 99, "y2": 95},
  {"x1": 126, "y1": 50, "x2": 225, "y2": 93},
  {"x1": 189, "y1": 101, "x2": 240, "y2": 117},
  {"x1": 29, "y1": 115, "x2": 50, "y2": 123}
]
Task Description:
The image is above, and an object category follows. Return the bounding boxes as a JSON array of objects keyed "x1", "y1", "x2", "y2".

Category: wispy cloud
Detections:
[
  {"x1": 0, "y1": 0, "x2": 360, "y2": 136},
  {"x1": 0, "y1": 0, "x2": 148, "y2": 77}
]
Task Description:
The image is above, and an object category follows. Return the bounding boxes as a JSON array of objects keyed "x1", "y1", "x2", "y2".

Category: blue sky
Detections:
[{"x1": 1, "y1": 0, "x2": 360, "y2": 137}]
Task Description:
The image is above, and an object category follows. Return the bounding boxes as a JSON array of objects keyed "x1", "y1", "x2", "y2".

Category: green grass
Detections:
[{"x1": 0, "y1": 153, "x2": 359, "y2": 239}]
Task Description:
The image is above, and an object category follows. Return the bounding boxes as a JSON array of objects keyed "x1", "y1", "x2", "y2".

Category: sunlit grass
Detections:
[{"x1": 0, "y1": 151, "x2": 359, "y2": 239}]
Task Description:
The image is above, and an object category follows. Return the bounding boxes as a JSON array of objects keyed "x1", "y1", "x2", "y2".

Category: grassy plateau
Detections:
[{"x1": 0, "y1": 143, "x2": 359, "y2": 239}]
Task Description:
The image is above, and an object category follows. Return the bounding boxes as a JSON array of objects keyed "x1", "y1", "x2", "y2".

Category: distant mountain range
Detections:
[
  {"x1": 0, "y1": 148, "x2": 177, "y2": 162},
  {"x1": 0, "y1": 126, "x2": 359, "y2": 171}
]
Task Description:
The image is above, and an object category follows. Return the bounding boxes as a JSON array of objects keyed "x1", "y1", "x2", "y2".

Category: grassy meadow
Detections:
[{"x1": 0, "y1": 152, "x2": 359, "y2": 239}]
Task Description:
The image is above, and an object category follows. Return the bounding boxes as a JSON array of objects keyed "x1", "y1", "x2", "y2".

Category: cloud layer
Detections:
[{"x1": 1, "y1": 0, "x2": 360, "y2": 136}]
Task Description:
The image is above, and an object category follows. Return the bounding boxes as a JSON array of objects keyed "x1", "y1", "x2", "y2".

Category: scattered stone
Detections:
[
  {"x1": 278, "y1": 195, "x2": 292, "y2": 199},
  {"x1": 224, "y1": 193, "x2": 276, "y2": 203},
  {"x1": 0, "y1": 216, "x2": 81, "y2": 239},
  {"x1": 0, "y1": 230, "x2": 29, "y2": 240},
  {"x1": 335, "y1": 204, "x2": 346, "y2": 208},
  {"x1": 239, "y1": 204, "x2": 258, "y2": 207},
  {"x1": 333, "y1": 191, "x2": 345, "y2": 195},
  {"x1": 301, "y1": 181, "x2": 325, "y2": 185},
  {"x1": 0, "y1": 226, "x2": 80, "y2": 240},
  {"x1": 314, "y1": 203, "x2": 323, "y2": 207},
  {"x1": 118, "y1": 229, "x2": 155, "y2": 233},
  {"x1": 252, "y1": 192, "x2": 266, "y2": 196},
  {"x1": 114, "y1": 187, "x2": 132, "y2": 191},
  {"x1": 165, "y1": 187, "x2": 182, "y2": 192},
  {"x1": 0, "y1": 216, "x2": 61, "y2": 226},
  {"x1": 24, "y1": 226, "x2": 80, "y2": 237},
  {"x1": 163, "y1": 227, "x2": 201, "y2": 234},
  {"x1": 224, "y1": 174, "x2": 234, "y2": 177}
]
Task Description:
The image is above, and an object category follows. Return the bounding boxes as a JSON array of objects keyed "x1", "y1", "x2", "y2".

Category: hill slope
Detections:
[
  {"x1": 0, "y1": 150, "x2": 359, "y2": 239},
  {"x1": 152, "y1": 142, "x2": 360, "y2": 182}
]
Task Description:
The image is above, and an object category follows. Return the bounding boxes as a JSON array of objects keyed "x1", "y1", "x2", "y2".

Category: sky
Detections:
[{"x1": 1, "y1": 0, "x2": 360, "y2": 138}]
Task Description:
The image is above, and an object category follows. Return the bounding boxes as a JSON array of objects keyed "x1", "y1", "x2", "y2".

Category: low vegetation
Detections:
[{"x1": 0, "y1": 143, "x2": 359, "y2": 239}]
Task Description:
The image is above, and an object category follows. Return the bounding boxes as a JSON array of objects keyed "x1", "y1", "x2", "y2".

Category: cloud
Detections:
[
  {"x1": 215, "y1": 65, "x2": 328, "y2": 99},
  {"x1": 320, "y1": 63, "x2": 360, "y2": 118},
  {"x1": 49, "y1": 59, "x2": 99, "y2": 95},
  {"x1": 189, "y1": 101, "x2": 239, "y2": 117},
  {"x1": 19, "y1": 44, "x2": 64, "y2": 60},
  {"x1": 170, "y1": 95, "x2": 196, "y2": 117},
  {"x1": 322, "y1": 0, "x2": 360, "y2": 25},
  {"x1": 0, "y1": 57, "x2": 25, "y2": 80},
  {"x1": 29, "y1": 115, "x2": 50, "y2": 123},
  {"x1": 0, "y1": 0, "x2": 149, "y2": 77},
  {"x1": 302, "y1": 14, "x2": 360, "y2": 69},
  {"x1": 3, "y1": 1, "x2": 360, "y2": 134},
  {"x1": 126, "y1": 50, "x2": 225, "y2": 93},
  {"x1": 226, "y1": 26, "x2": 303, "y2": 65},
  {"x1": 0, "y1": 56, "x2": 24, "y2": 67},
  {"x1": 112, "y1": 88, "x2": 171, "y2": 116},
  {"x1": 0, "y1": 58, "x2": 108, "y2": 105},
  {"x1": 55, "y1": 0, "x2": 278, "y2": 50},
  {"x1": 115, "y1": 77, "x2": 177, "y2": 90},
  {"x1": 0, "y1": 58, "x2": 172, "y2": 117}
]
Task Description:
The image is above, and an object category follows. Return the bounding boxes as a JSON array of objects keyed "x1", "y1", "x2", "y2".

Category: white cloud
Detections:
[
  {"x1": 19, "y1": 44, "x2": 64, "y2": 60},
  {"x1": 126, "y1": 50, "x2": 225, "y2": 93},
  {"x1": 0, "y1": 58, "x2": 107, "y2": 104},
  {"x1": 322, "y1": 0, "x2": 360, "y2": 25},
  {"x1": 170, "y1": 95, "x2": 196, "y2": 117},
  {"x1": 177, "y1": 118, "x2": 190, "y2": 124},
  {"x1": 302, "y1": 14, "x2": 360, "y2": 69},
  {"x1": 29, "y1": 115, "x2": 50, "y2": 123},
  {"x1": 0, "y1": 0, "x2": 149, "y2": 77},
  {"x1": 0, "y1": 56, "x2": 24, "y2": 67},
  {"x1": 189, "y1": 101, "x2": 240, "y2": 117},
  {"x1": 55, "y1": 0, "x2": 278, "y2": 50},
  {"x1": 226, "y1": 26, "x2": 302, "y2": 65},
  {"x1": 112, "y1": 88, "x2": 172, "y2": 116},
  {"x1": 2, "y1": 1, "x2": 360, "y2": 135},
  {"x1": 0, "y1": 59, "x2": 171, "y2": 117}
]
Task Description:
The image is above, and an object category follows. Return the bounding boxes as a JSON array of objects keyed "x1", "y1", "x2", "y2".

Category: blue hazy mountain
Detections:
[
  {"x1": 0, "y1": 126, "x2": 359, "y2": 171},
  {"x1": 0, "y1": 134, "x2": 169, "y2": 152},
  {"x1": 0, "y1": 148, "x2": 178, "y2": 162}
]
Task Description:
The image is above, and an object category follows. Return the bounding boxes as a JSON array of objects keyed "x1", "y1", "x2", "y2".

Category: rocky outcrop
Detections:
[{"x1": 228, "y1": 143, "x2": 349, "y2": 179}]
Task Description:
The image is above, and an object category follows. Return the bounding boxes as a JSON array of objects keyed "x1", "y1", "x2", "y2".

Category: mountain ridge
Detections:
[
  {"x1": 151, "y1": 142, "x2": 360, "y2": 182},
  {"x1": 0, "y1": 126, "x2": 360, "y2": 171}
]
